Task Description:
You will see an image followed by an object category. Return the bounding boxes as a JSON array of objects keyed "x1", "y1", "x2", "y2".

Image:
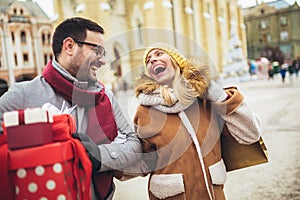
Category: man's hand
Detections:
[{"x1": 72, "y1": 133, "x2": 101, "y2": 171}]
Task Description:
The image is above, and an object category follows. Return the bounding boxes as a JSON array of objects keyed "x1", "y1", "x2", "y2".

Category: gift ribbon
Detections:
[
  {"x1": 18, "y1": 110, "x2": 25, "y2": 124},
  {"x1": 0, "y1": 123, "x2": 14, "y2": 199},
  {"x1": 52, "y1": 114, "x2": 92, "y2": 200},
  {"x1": 13, "y1": 109, "x2": 51, "y2": 125}
]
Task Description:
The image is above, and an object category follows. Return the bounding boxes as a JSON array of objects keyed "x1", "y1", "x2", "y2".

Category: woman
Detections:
[{"x1": 133, "y1": 43, "x2": 261, "y2": 200}]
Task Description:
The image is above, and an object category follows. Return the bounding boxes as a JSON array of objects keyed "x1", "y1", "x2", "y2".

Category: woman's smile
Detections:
[{"x1": 152, "y1": 64, "x2": 167, "y2": 76}]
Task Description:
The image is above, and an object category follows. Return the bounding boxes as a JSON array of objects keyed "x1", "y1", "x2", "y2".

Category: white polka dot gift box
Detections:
[
  {"x1": 2, "y1": 108, "x2": 54, "y2": 150},
  {"x1": 7, "y1": 140, "x2": 89, "y2": 200},
  {"x1": 0, "y1": 113, "x2": 92, "y2": 200}
]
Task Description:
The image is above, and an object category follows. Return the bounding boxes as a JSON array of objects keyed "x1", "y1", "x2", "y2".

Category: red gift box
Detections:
[
  {"x1": 8, "y1": 140, "x2": 86, "y2": 200},
  {"x1": 3, "y1": 108, "x2": 54, "y2": 150}
]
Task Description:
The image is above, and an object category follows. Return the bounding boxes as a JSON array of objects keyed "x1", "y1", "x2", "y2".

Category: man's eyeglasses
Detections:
[{"x1": 73, "y1": 39, "x2": 106, "y2": 58}]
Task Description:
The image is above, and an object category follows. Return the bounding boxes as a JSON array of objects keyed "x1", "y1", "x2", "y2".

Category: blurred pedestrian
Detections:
[
  {"x1": 272, "y1": 61, "x2": 280, "y2": 74},
  {"x1": 249, "y1": 60, "x2": 257, "y2": 76},
  {"x1": 267, "y1": 63, "x2": 274, "y2": 80},
  {"x1": 288, "y1": 63, "x2": 295, "y2": 83},
  {"x1": 133, "y1": 43, "x2": 262, "y2": 200},
  {"x1": 292, "y1": 56, "x2": 300, "y2": 79},
  {"x1": 280, "y1": 63, "x2": 288, "y2": 83}
]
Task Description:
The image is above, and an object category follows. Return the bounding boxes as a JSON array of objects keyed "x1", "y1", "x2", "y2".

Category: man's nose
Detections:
[{"x1": 99, "y1": 57, "x2": 106, "y2": 65}]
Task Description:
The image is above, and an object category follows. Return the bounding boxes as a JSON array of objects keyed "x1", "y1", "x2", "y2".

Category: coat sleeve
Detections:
[
  {"x1": 98, "y1": 90, "x2": 142, "y2": 172},
  {"x1": 214, "y1": 88, "x2": 261, "y2": 145},
  {"x1": 0, "y1": 83, "x2": 26, "y2": 133},
  {"x1": 115, "y1": 138, "x2": 157, "y2": 180},
  {"x1": 106, "y1": 106, "x2": 158, "y2": 181}
]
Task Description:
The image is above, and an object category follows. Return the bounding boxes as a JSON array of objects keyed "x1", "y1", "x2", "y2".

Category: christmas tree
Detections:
[{"x1": 222, "y1": 26, "x2": 251, "y2": 85}]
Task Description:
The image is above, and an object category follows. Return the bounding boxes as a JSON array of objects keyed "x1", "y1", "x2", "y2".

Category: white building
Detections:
[{"x1": 0, "y1": 0, "x2": 53, "y2": 95}]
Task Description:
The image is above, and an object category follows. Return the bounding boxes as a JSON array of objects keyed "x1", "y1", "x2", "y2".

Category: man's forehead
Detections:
[{"x1": 86, "y1": 31, "x2": 104, "y2": 44}]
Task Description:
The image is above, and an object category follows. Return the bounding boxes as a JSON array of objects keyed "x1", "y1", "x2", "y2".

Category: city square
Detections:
[{"x1": 0, "y1": 0, "x2": 299, "y2": 199}]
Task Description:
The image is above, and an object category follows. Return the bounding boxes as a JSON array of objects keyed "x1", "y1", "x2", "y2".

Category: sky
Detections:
[
  {"x1": 33, "y1": 0, "x2": 300, "y2": 20},
  {"x1": 34, "y1": 0, "x2": 55, "y2": 19},
  {"x1": 237, "y1": 0, "x2": 300, "y2": 8}
]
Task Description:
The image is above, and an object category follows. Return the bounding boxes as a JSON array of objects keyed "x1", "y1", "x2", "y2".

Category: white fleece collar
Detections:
[{"x1": 137, "y1": 89, "x2": 195, "y2": 113}]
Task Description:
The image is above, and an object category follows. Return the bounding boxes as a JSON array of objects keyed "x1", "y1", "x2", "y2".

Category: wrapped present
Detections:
[
  {"x1": 0, "y1": 113, "x2": 91, "y2": 200},
  {"x1": 8, "y1": 140, "x2": 90, "y2": 200},
  {"x1": 3, "y1": 108, "x2": 54, "y2": 150}
]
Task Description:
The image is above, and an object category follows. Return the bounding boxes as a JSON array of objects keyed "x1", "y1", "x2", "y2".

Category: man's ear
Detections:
[{"x1": 63, "y1": 37, "x2": 76, "y2": 55}]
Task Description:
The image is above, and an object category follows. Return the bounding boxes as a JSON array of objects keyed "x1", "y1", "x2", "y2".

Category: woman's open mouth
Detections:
[{"x1": 153, "y1": 65, "x2": 166, "y2": 75}]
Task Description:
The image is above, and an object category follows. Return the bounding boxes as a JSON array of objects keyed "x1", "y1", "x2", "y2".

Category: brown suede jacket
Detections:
[{"x1": 134, "y1": 88, "x2": 244, "y2": 200}]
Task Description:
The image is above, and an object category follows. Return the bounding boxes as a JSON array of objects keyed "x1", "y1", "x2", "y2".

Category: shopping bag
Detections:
[{"x1": 221, "y1": 135, "x2": 268, "y2": 172}]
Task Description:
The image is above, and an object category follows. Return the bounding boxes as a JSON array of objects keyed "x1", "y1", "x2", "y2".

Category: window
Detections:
[
  {"x1": 262, "y1": 34, "x2": 267, "y2": 44},
  {"x1": 207, "y1": 3, "x2": 211, "y2": 14},
  {"x1": 42, "y1": 32, "x2": 52, "y2": 45},
  {"x1": 259, "y1": 20, "x2": 269, "y2": 30},
  {"x1": 11, "y1": 32, "x2": 15, "y2": 43},
  {"x1": 42, "y1": 33, "x2": 46, "y2": 45},
  {"x1": 280, "y1": 31, "x2": 289, "y2": 41},
  {"x1": 260, "y1": 33, "x2": 271, "y2": 44},
  {"x1": 113, "y1": 47, "x2": 122, "y2": 77},
  {"x1": 203, "y1": 3, "x2": 211, "y2": 18},
  {"x1": 14, "y1": 54, "x2": 18, "y2": 66},
  {"x1": 280, "y1": 16, "x2": 287, "y2": 27},
  {"x1": 47, "y1": 33, "x2": 51, "y2": 45},
  {"x1": 21, "y1": 31, "x2": 26, "y2": 44},
  {"x1": 44, "y1": 54, "x2": 48, "y2": 65},
  {"x1": 267, "y1": 34, "x2": 271, "y2": 42},
  {"x1": 137, "y1": 19, "x2": 142, "y2": 46},
  {"x1": 23, "y1": 53, "x2": 29, "y2": 63}
]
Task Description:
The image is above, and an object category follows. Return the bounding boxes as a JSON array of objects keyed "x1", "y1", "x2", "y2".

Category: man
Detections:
[{"x1": 0, "y1": 17, "x2": 142, "y2": 199}]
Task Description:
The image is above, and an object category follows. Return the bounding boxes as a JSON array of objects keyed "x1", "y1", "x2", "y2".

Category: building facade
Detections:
[
  {"x1": 0, "y1": 0, "x2": 53, "y2": 95},
  {"x1": 53, "y1": 0, "x2": 247, "y2": 90},
  {"x1": 243, "y1": 1, "x2": 300, "y2": 62},
  {"x1": 0, "y1": 0, "x2": 247, "y2": 94}
]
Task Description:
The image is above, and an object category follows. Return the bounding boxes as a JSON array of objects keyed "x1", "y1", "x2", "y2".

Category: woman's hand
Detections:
[{"x1": 205, "y1": 81, "x2": 228, "y2": 102}]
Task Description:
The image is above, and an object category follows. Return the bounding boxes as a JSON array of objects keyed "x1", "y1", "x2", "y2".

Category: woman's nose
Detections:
[{"x1": 150, "y1": 57, "x2": 158, "y2": 64}]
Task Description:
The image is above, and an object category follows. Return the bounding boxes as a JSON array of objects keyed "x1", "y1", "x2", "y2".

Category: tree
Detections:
[{"x1": 222, "y1": 26, "x2": 250, "y2": 83}]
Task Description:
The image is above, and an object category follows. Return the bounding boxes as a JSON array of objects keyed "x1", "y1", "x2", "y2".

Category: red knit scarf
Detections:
[{"x1": 42, "y1": 61, "x2": 117, "y2": 199}]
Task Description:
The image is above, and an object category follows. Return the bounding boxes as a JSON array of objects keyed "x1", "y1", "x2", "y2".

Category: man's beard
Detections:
[{"x1": 68, "y1": 50, "x2": 103, "y2": 85}]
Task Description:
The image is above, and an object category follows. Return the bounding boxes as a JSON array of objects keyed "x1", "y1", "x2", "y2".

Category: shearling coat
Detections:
[{"x1": 134, "y1": 87, "x2": 261, "y2": 200}]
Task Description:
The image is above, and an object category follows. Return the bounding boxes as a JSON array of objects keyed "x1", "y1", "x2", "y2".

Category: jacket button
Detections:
[{"x1": 111, "y1": 151, "x2": 117, "y2": 158}]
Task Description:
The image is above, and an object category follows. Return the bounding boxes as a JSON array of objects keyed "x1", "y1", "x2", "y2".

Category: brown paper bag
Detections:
[{"x1": 221, "y1": 135, "x2": 268, "y2": 172}]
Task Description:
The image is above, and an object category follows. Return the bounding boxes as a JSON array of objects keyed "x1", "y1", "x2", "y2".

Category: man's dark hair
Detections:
[{"x1": 52, "y1": 17, "x2": 104, "y2": 60}]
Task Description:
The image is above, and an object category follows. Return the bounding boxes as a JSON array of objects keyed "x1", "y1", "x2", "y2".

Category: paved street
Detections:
[{"x1": 113, "y1": 73, "x2": 300, "y2": 200}]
